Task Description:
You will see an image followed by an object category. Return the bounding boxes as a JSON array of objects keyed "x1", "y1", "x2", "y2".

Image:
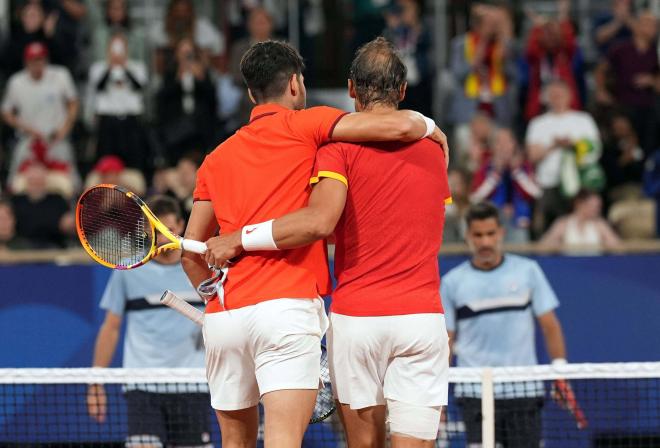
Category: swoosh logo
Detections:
[{"x1": 245, "y1": 227, "x2": 256, "y2": 234}]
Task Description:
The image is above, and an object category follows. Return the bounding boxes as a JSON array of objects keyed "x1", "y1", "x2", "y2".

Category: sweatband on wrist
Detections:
[
  {"x1": 241, "y1": 220, "x2": 278, "y2": 251},
  {"x1": 422, "y1": 115, "x2": 436, "y2": 139},
  {"x1": 552, "y1": 358, "x2": 568, "y2": 366}
]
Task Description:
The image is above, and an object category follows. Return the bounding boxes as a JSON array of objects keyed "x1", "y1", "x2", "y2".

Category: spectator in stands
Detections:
[
  {"x1": 2, "y1": 1, "x2": 66, "y2": 77},
  {"x1": 10, "y1": 163, "x2": 74, "y2": 249},
  {"x1": 471, "y1": 128, "x2": 541, "y2": 243},
  {"x1": 156, "y1": 38, "x2": 218, "y2": 164},
  {"x1": 38, "y1": 0, "x2": 87, "y2": 77},
  {"x1": 384, "y1": 0, "x2": 434, "y2": 117},
  {"x1": 87, "y1": 33, "x2": 149, "y2": 171},
  {"x1": 601, "y1": 114, "x2": 644, "y2": 201},
  {"x1": 442, "y1": 202, "x2": 570, "y2": 447},
  {"x1": 449, "y1": 2, "x2": 516, "y2": 128},
  {"x1": 2, "y1": 42, "x2": 79, "y2": 189},
  {"x1": 225, "y1": 0, "x2": 286, "y2": 40},
  {"x1": 150, "y1": 0, "x2": 225, "y2": 74},
  {"x1": 593, "y1": 0, "x2": 634, "y2": 56},
  {"x1": 89, "y1": 0, "x2": 146, "y2": 65},
  {"x1": 0, "y1": 198, "x2": 29, "y2": 251},
  {"x1": 160, "y1": 152, "x2": 200, "y2": 222},
  {"x1": 228, "y1": 7, "x2": 275, "y2": 128},
  {"x1": 454, "y1": 112, "x2": 494, "y2": 173},
  {"x1": 526, "y1": 80, "x2": 601, "y2": 234},
  {"x1": 539, "y1": 189, "x2": 622, "y2": 255},
  {"x1": 87, "y1": 196, "x2": 210, "y2": 447},
  {"x1": 443, "y1": 169, "x2": 471, "y2": 243},
  {"x1": 524, "y1": 0, "x2": 581, "y2": 121},
  {"x1": 83, "y1": 155, "x2": 146, "y2": 197},
  {"x1": 643, "y1": 147, "x2": 660, "y2": 237},
  {"x1": 595, "y1": 10, "x2": 659, "y2": 155}
]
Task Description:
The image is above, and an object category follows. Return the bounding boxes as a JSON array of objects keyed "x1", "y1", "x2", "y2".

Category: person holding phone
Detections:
[
  {"x1": 87, "y1": 33, "x2": 148, "y2": 170},
  {"x1": 156, "y1": 37, "x2": 217, "y2": 165}
]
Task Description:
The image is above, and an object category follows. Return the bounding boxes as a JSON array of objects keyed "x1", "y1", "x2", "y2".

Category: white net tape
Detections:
[{"x1": 1, "y1": 362, "x2": 659, "y2": 384}]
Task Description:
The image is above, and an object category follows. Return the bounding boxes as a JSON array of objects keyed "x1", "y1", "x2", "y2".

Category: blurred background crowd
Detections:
[{"x1": 0, "y1": 0, "x2": 658, "y2": 255}]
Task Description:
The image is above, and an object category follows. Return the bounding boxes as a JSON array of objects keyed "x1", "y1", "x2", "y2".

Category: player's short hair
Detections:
[
  {"x1": 240, "y1": 40, "x2": 305, "y2": 103},
  {"x1": 147, "y1": 195, "x2": 182, "y2": 220},
  {"x1": 465, "y1": 202, "x2": 501, "y2": 227},
  {"x1": 349, "y1": 37, "x2": 407, "y2": 108}
]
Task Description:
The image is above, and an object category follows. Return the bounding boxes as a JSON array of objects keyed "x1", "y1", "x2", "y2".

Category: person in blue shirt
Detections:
[
  {"x1": 441, "y1": 202, "x2": 568, "y2": 448},
  {"x1": 87, "y1": 195, "x2": 210, "y2": 447}
]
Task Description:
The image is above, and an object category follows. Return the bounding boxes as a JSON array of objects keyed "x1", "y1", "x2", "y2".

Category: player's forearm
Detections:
[
  {"x1": 92, "y1": 324, "x2": 119, "y2": 368},
  {"x1": 183, "y1": 200, "x2": 218, "y2": 284},
  {"x1": 182, "y1": 252, "x2": 212, "y2": 291},
  {"x1": 540, "y1": 315, "x2": 567, "y2": 361},
  {"x1": 272, "y1": 208, "x2": 333, "y2": 249},
  {"x1": 332, "y1": 110, "x2": 432, "y2": 142}
]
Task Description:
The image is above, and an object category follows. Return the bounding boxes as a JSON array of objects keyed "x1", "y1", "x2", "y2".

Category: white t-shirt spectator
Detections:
[
  {"x1": 149, "y1": 18, "x2": 225, "y2": 56},
  {"x1": 1, "y1": 65, "x2": 77, "y2": 137},
  {"x1": 525, "y1": 111, "x2": 600, "y2": 188},
  {"x1": 87, "y1": 61, "x2": 148, "y2": 116}
]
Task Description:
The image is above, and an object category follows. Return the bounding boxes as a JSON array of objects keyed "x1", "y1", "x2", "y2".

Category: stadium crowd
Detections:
[{"x1": 0, "y1": 0, "x2": 658, "y2": 255}]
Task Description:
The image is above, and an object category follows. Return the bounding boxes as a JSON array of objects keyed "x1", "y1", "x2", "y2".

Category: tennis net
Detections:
[{"x1": 0, "y1": 363, "x2": 658, "y2": 447}]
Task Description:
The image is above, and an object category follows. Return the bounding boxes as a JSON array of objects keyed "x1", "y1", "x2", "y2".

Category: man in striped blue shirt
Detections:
[
  {"x1": 87, "y1": 196, "x2": 210, "y2": 447},
  {"x1": 441, "y1": 202, "x2": 568, "y2": 448}
]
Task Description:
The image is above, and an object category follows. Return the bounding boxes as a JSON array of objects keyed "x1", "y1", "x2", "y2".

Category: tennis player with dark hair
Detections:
[
  {"x1": 203, "y1": 37, "x2": 451, "y2": 447},
  {"x1": 182, "y1": 39, "x2": 449, "y2": 447},
  {"x1": 441, "y1": 202, "x2": 569, "y2": 447},
  {"x1": 88, "y1": 195, "x2": 210, "y2": 447}
]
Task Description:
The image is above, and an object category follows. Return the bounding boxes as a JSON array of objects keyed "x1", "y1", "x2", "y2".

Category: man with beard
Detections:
[{"x1": 441, "y1": 201, "x2": 568, "y2": 447}]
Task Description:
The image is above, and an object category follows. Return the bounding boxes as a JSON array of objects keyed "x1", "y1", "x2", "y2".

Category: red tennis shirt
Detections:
[
  {"x1": 311, "y1": 138, "x2": 451, "y2": 316},
  {"x1": 194, "y1": 104, "x2": 347, "y2": 312}
]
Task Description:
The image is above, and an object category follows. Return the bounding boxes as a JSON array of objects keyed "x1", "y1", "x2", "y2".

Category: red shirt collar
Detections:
[{"x1": 249, "y1": 103, "x2": 290, "y2": 123}]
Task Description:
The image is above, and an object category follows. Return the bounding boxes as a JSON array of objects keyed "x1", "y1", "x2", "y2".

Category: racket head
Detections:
[
  {"x1": 76, "y1": 184, "x2": 179, "y2": 269},
  {"x1": 310, "y1": 344, "x2": 336, "y2": 424}
]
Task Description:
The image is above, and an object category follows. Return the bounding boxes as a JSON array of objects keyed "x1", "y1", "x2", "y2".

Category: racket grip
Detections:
[
  {"x1": 181, "y1": 239, "x2": 207, "y2": 254},
  {"x1": 160, "y1": 290, "x2": 204, "y2": 327}
]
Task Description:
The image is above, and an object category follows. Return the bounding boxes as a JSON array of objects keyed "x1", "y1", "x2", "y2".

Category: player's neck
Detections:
[
  {"x1": 260, "y1": 97, "x2": 296, "y2": 110},
  {"x1": 471, "y1": 254, "x2": 505, "y2": 271},
  {"x1": 357, "y1": 103, "x2": 397, "y2": 114}
]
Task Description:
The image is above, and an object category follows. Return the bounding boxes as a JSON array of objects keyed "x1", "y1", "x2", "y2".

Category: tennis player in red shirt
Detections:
[
  {"x1": 183, "y1": 40, "x2": 448, "y2": 448},
  {"x1": 205, "y1": 38, "x2": 451, "y2": 447}
]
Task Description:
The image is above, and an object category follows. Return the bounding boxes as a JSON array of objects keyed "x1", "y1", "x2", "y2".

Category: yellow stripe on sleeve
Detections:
[
  {"x1": 444, "y1": 197, "x2": 453, "y2": 205},
  {"x1": 309, "y1": 171, "x2": 348, "y2": 187}
]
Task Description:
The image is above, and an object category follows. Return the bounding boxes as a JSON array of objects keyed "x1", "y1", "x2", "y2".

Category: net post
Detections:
[{"x1": 481, "y1": 368, "x2": 495, "y2": 448}]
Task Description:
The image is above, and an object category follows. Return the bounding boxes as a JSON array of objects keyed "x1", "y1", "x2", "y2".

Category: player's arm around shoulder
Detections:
[{"x1": 204, "y1": 177, "x2": 348, "y2": 267}]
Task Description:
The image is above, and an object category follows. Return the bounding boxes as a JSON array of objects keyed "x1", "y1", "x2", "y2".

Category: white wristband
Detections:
[
  {"x1": 421, "y1": 115, "x2": 436, "y2": 139},
  {"x1": 241, "y1": 220, "x2": 278, "y2": 251},
  {"x1": 552, "y1": 358, "x2": 568, "y2": 366}
]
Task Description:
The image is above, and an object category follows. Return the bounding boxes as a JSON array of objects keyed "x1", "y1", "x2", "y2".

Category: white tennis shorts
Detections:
[
  {"x1": 327, "y1": 312, "x2": 449, "y2": 409},
  {"x1": 203, "y1": 298, "x2": 329, "y2": 410}
]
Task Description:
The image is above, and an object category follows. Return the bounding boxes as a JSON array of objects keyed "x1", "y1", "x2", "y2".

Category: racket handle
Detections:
[
  {"x1": 181, "y1": 239, "x2": 207, "y2": 254},
  {"x1": 160, "y1": 290, "x2": 204, "y2": 327}
]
